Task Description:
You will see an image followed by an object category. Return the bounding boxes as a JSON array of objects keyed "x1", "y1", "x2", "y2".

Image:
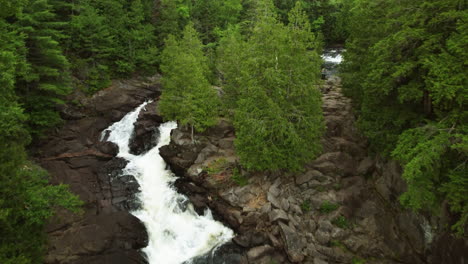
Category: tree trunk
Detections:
[{"x1": 423, "y1": 90, "x2": 432, "y2": 116}]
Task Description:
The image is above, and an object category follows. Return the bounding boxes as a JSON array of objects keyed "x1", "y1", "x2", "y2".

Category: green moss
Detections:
[
  {"x1": 319, "y1": 201, "x2": 339, "y2": 213},
  {"x1": 231, "y1": 167, "x2": 248, "y2": 186},
  {"x1": 301, "y1": 200, "x2": 311, "y2": 213},
  {"x1": 332, "y1": 215, "x2": 350, "y2": 229}
]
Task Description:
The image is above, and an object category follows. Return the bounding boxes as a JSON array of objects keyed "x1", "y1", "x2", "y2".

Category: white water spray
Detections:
[
  {"x1": 322, "y1": 49, "x2": 343, "y2": 64},
  {"x1": 103, "y1": 103, "x2": 233, "y2": 264}
]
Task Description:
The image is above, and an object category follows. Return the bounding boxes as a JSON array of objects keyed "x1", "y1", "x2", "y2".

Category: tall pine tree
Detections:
[
  {"x1": 159, "y1": 23, "x2": 220, "y2": 140},
  {"x1": 218, "y1": 0, "x2": 324, "y2": 171}
]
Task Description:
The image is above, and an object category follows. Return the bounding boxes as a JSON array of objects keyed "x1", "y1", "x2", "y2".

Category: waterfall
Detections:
[
  {"x1": 321, "y1": 49, "x2": 343, "y2": 64},
  {"x1": 102, "y1": 102, "x2": 233, "y2": 264}
]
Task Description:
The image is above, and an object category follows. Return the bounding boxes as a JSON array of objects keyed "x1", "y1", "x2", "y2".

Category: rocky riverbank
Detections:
[
  {"x1": 36, "y1": 76, "x2": 163, "y2": 264},
  {"x1": 158, "y1": 76, "x2": 467, "y2": 264},
  {"x1": 37, "y1": 73, "x2": 466, "y2": 264}
]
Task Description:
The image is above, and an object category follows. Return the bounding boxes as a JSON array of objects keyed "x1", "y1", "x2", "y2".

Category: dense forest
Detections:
[{"x1": 0, "y1": 0, "x2": 466, "y2": 263}]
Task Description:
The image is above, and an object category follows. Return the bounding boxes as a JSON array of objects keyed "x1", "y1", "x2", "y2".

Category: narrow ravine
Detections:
[{"x1": 102, "y1": 102, "x2": 234, "y2": 264}]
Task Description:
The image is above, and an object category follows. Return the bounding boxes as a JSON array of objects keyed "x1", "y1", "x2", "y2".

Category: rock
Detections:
[
  {"x1": 96, "y1": 142, "x2": 119, "y2": 156},
  {"x1": 279, "y1": 222, "x2": 305, "y2": 263},
  {"x1": 315, "y1": 230, "x2": 330, "y2": 245},
  {"x1": 280, "y1": 198, "x2": 290, "y2": 212},
  {"x1": 218, "y1": 137, "x2": 235, "y2": 149},
  {"x1": 267, "y1": 191, "x2": 282, "y2": 209},
  {"x1": 312, "y1": 152, "x2": 357, "y2": 176},
  {"x1": 46, "y1": 212, "x2": 147, "y2": 264},
  {"x1": 260, "y1": 202, "x2": 272, "y2": 215},
  {"x1": 357, "y1": 157, "x2": 374, "y2": 175},
  {"x1": 312, "y1": 161, "x2": 337, "y2": 175},
  {"x1": 128, "y1": 101, "x2": 163, "y2": 155},
  {"x1": 189, "y1": 242, "x2": 247, "y2": 264},
  {"x1": 314, "y1": 257, "x2": 328, "y2": 264},
  {"x1": 247, "y1": 245, "x2": 274, "y2": 261},
  {"x1": 194, "y1": 143, "x2": 219, "y2": 164},
  {"x1": 269, "y1": 209, "x2": 289, "y2": 223},
  {"x1": 296, "y1": 173, "x2": 314, "y2": 185},
  {"x1": 268, "y1": 184, "x2": 281, "y2": 197}
]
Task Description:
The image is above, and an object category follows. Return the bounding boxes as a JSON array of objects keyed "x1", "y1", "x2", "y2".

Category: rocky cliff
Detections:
[{"x1": 37, "y1": 77, "x2": 163, "y2": 264}]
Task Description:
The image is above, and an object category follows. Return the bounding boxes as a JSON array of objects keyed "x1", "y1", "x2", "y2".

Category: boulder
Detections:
[
  {"x1": 247, "y1": 245, "x2": 274, "y2": 262},
  {"x1": 269, "y1": 209, "x2": 289, "y2": 223},
  {"x1": 279, "y1": 222, "x2": 305, "y2": 263},
  {"x1": 128, "y1": 101, "x2": 163, "y2": 155}
]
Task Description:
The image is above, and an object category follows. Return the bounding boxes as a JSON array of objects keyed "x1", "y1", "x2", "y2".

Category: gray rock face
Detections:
[
  {"x1": 279, "y1": 222, "x2": 305, "y2": 263},
  {"x1": 269, "y1": 209, "x2": 289, "y2": 223},
  {"x1": 357, "y1": 157, "x2": 374, "y2": 176}
]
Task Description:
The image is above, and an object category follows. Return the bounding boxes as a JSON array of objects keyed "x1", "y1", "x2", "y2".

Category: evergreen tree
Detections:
[
  {"x1": 0, "y1": 5, "x2": 82, "y2": 262},
  {"x1": 218, "y1": 0, "x2": 324, "y2": 171},
  {"x1": 15, "y1": 0, "x2": 71, "y2": 136},
  {"x1": 159, "y1": 24, "x2": 220, "y2": 140},
  {"x1": 342, "y1": 0, "x2": 467, "y2": 233}
]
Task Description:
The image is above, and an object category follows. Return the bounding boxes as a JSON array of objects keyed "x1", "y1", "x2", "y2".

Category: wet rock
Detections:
[
  {"x1": 96, "y1": 141, "x2": 119, "y2": 156},
  {"x1": 159, "y1": 142, "x2": 205, "y2": 176},
  {"x1": 188, "y1": 242, "x2": 247, "y2": 264},
  {"x1": 128, "y1": 101, "x2": 163, "y2": 155}
]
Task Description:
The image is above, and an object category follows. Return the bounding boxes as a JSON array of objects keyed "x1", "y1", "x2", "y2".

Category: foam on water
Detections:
[{"x1": 103, "y1": 103, "x2": 233, "y2": 264}]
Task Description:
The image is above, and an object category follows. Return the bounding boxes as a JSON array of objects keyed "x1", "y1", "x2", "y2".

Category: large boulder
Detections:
[
  {"x1": 46, "y1": 212, "x2": 148, "y2": 264},
  {"x1": 128, "y1": 101, "x2": 163, "y2": 155}
]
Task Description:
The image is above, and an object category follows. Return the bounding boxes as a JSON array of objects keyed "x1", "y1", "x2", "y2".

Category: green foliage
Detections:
[
  {"x1": 351, "y1": 257, "x2": 367, "y2": 264},
  {"x1": 342, "y1": 0, "x2": 468, "y2": 234},
  {"x1": 217, "y1": 0, "x2": 324, "y2": 172},
  {"x1": 319, "y1": 201, "x2": 339, "y2": 213},
  {"x1": 272, "y1": 0, "x2": 350, "y2": 44},
  {"x1": 159, "y1": 23, "x2": 220, "y2": 135},
  {"x1": 231, "y1": 168, "x2": 249, "y2": 186},
  {"x1": 14, "y1": 0, "x2": 71, "y2": 136},
  {"x1": 392, "y1": 124, "x2": 467, "y2": 233},
  {"x1": 300, "y1": 200, "x2": 311, "y2": 213},
  {"x1": 155, "y1": 0, "x2": 242, "y2": 45},
  {"x1": 204, "y1": 158, "x2": 229, "y2": 175},
  {"x1": 0, "y1": 162, "x2": 82, "y2": 264},
  {"x1": 332, "y1": 215, "x2": 350, "y2": 229}
]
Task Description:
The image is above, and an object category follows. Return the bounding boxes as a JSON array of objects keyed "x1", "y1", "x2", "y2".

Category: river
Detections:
[{"x1": 102, "y1": 102, "x2": 233, "y2": 264}]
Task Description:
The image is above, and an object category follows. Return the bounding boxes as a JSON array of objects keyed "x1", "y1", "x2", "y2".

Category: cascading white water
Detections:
[
  {"x1": 321, "y1": 49, "x2": 343, "y2": 64},
  {"x1": 103, "y1": 102, "x2": 233, "y2": 264}
]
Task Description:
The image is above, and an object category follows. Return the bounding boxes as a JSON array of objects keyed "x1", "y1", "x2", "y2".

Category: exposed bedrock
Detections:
[
  {"x1": 160, "y1": 76, "x2": 467, "y2": 264},
  {"x1": 37, "y1": 76, "x2": 162, "y2": 264}
]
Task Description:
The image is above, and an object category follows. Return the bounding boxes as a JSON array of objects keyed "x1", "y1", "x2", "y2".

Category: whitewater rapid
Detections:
[
  {"x1": 322, "y1": 49, "x2": 343, "y2": 64},
  {"x1": 102, "y1": 102, "x2": 233, "y2": 264}
]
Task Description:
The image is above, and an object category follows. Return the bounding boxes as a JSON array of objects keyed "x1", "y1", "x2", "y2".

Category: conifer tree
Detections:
[
  {"x1": 218, "y1": 0, "x2": 324, "y2": 171},
  {"x1": 15, "y1": 0, "x2": 71, "y2": 136},
  {"x1": 159, "y1": 24, "x2": 220, "y2": 140},
  {"x1": 342, "y1": 0, "x2": 467, "y2": 233}
]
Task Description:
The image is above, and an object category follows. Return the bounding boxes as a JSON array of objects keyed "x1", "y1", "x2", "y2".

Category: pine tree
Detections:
[
  {"x1": 0, "y1": 6, "x2": 82, "y2": 263},
  {"x1": 159, "y1": 24, "x2": 220, "y2": 140},
  {"x1": 218, "y1": 0, "x2": 324, "y2": 171},
  {"x1": 15, "y1": 0, "x2": 71, "y2": 136},
  {"x1": 342, "y1": 0, "x2": 467, "y2": 233}
]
